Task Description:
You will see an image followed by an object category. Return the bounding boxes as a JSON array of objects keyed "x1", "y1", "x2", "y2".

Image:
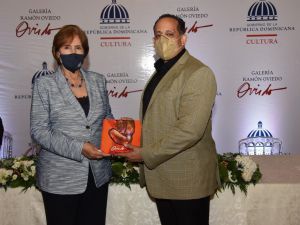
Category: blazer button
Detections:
[{"x1": 86, "y1": 125, "x2": 90, "y2": 129}]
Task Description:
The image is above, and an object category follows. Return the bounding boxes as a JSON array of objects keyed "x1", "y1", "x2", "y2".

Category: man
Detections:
[{"x1": 118, "y1": 14, "x2": 219, "y2": 225}]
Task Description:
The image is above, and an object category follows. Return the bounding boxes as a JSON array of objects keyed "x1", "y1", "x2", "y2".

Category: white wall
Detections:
[{"x1": 0, "y1": 0, "x2": 299, "y2": 156}]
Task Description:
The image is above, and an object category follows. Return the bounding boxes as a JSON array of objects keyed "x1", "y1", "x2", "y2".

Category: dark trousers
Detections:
[
  {"x1": 41, "y1": 167, "x2": 109, "y2": 225},
  {"x1": 155, "y1": 196, "x2": 210, "y2": 225}
]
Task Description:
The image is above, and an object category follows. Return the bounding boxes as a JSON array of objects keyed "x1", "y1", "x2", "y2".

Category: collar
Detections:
[{"x1": 154, "y1": 48, "x2": 186, "y2": 72}]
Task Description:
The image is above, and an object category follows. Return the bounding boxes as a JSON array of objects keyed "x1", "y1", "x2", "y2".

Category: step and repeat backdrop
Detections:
[{"x1": 0, "y1": 0, "x2": 299, "y2": 156}]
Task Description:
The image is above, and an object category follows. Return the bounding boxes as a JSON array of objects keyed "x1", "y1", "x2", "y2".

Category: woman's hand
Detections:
[{"x1": 82, "y1": 142, "x2": 110, "y2": 159}]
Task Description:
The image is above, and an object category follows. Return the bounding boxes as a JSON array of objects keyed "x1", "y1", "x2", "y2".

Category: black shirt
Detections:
[
  {"x1": 142, "y1": 48, "x2": 186, "y2": 118},
  {"x1": 76, "y1": 96, "x2": 90, "y2": 117}
]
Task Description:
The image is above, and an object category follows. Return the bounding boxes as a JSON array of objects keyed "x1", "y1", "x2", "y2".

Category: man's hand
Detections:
[
  {"x1": 115, "y1": 143, "x2": 143, "y2": 162},
  {"x1": 82, "y1": 142, "x2": 110, "y2": 159}
]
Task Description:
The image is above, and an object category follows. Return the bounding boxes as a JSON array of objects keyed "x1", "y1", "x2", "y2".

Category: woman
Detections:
[{"x1": 30, "y1": 25, "x2": 113, "y2": 225}]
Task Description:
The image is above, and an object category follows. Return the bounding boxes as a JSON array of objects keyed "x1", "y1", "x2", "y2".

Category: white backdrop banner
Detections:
[{"x1": 0, "y1": 0, "x2": 299, "y2": 156}]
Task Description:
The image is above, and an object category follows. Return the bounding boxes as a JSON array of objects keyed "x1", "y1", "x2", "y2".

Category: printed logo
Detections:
[
  {"x1": 100, "y1": 0, "x2": 129, "y2": 24},
  {"x1": 106, "y1": 72, "x2": 142, "y2": 98},
  {"x1": 236, "y1": 69, "x2": 287, "y2": 98},
  {"x1": 239, "y1": 121, "x2": 282, "y2": 155},
  {"x1": 15, "y1": 62, "x2": 53, "y2": 100},
  {"x1": 247, "y1": 0, "x2": 277, "y2": 21},
  {"x1": 229, "y1": 0, "x2": 295, "y2": 45},
  {"x1": 16, "y1": 9, "x2": 61, "y2": 38},
  {"x1": 175, "y1": 6, "x2": 213, "y2": 35},
  {"x1": 31, "y1": 62, "x2": 54, "y2": 87},
  {"x1": 85, "y1": 0, "x2": 147, "y2": 47}
]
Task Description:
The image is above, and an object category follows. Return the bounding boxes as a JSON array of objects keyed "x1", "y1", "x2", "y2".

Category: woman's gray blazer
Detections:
[{"x1": 30, "y1": 67, "x2": 113, "y2": 194}]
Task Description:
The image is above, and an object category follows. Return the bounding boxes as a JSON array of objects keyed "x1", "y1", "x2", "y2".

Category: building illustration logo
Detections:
[
  {"x1": 100, "y1": 0, "x2": 129, "y2": 24},
  {"x1": 85, "y1": 0, "x2": 147, "y2": 47},
  {"x1": 32, "y1": 62, "x2": 54, "y2": 87},
  {"x1": 239, "y1": 121, "x2": 282, "y2": 155},
  {"x1": 247, "y1": 0, "x2": 278, "y2": 21},
  {"x1": 229, "y1": 0, "x2": 295, "y2": 45}
]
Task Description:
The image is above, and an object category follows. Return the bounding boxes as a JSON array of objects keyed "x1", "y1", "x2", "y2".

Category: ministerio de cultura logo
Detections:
[
  {"x1": 85, "y1": 0, "x2": 148, "y2": 48},
  {"x1": 229, "y1": 0, "x2": 295, "y2": 45}
]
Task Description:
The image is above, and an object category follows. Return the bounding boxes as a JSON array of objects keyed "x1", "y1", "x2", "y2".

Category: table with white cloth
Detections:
[{"x1": 1, "y1": 155, "x2": 300, "y2": 225}]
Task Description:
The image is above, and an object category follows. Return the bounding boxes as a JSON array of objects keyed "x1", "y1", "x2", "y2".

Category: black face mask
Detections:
[{"x1": 60, "y1": 53, "x2": 85, "y2": 73}]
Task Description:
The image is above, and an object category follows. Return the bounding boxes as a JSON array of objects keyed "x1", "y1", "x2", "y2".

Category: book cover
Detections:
[{"x1": 101, "y1": 119, "x2": 141, "y2": 154}]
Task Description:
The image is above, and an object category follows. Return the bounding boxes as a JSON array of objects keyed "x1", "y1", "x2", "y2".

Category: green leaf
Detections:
[
  {"x1": 111, "y1": 162, "x2": 124, "y2": 176},
  {"x1": 1, "y1": 153, "x2": 263, "y2": 195}
]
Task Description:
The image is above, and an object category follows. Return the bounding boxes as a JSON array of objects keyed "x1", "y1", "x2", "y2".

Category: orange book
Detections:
[{"x1": 101, "y1": 119, "x2": 141, "y2": 154}]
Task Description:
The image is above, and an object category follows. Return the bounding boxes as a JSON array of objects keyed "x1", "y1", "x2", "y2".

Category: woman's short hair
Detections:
[{"x1": 52, "y1": 25, "x2": 89, "y2": 65}]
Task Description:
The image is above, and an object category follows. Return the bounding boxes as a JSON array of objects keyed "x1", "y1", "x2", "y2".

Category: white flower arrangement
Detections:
[
  {"x1": 235, "y1": 155, "x2": 258, "y2": 182},
  {"x1": 0, "y1": 155, "x2": 140, "y2": 190},
  {"x1": 218, "y1": 153, "x2": 262, "y2": 195},
  {"x1": 1, "y1": 153, "x2": 262, "y2": 195},
  {"x1": 0, "y1": 168, "x2": 13, "y2": 185},
  {"x1": 0, "y1": 156, "x2": 36, "y2": 191}
]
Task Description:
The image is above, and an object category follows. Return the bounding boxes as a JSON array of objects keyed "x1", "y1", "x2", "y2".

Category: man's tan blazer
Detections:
[{"x1": 140, "y1": 51, "x2": 219, "y2": 200}]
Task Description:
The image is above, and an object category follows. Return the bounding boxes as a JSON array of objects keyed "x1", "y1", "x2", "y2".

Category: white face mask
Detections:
[{"x1": 154, "y1": 35, "x2": 182, "y2": 60}]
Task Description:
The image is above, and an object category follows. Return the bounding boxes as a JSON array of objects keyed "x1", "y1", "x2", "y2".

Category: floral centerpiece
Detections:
[
  {"x1": 0, "y1": 156, "x2": 36, "y2": 191},
  {"x1": 110, "y1": 156, "x2": 139, "y2": 188},
  {"x1": 218, "y1": 153, "x2": 262, "y2": 195},
  {"x1": 0, "y1": 153, "x2": 262, "y2": 195}
]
